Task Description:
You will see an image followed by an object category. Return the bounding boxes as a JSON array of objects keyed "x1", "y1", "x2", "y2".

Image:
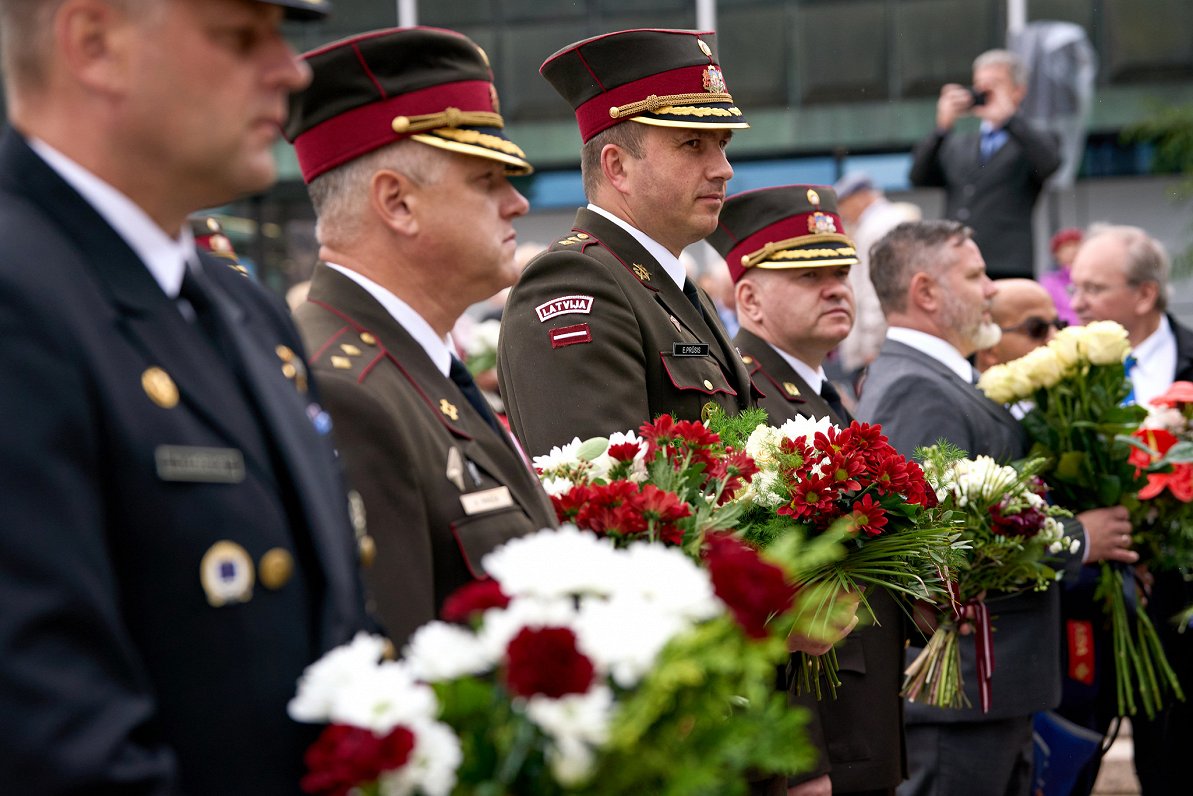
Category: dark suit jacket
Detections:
[
  {"x1": 0, "y1": 129, "x2": 368, "y2": 793},
  {"x1": 498, "y1": 208, "x2": 756, "y2": 456},
  {"x1": 736, "y1": 329, "x2": 907, "y2": 792},
  {"x1": 909, "y1": 114, "x2": 1061, "y2": 279},
  {"x1": 296, "y1": 265, "x2": 558, "y2": 645},
  {"x1": 857, "y1": 338, "x2": 1072, "y2": 721}
]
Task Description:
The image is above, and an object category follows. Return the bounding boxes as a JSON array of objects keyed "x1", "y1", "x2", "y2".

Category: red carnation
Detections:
[
  {"x1": 504, "y1": 625, "x2": 595, "y2": 699},
  {"x1": 442, "y1": 579, "x2": 510, "y2": 624},
  {"x1": 301, "y1": 724, "x2": 415, "y2": 796},
  {"x1": 703, "y1": 532, "x2": 796, "y2": 639}
]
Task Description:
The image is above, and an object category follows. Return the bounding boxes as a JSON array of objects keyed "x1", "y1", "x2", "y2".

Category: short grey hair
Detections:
[
  {"x1": 307, "y1": 139, "x2": 447, "y2": 246},
  {"x1": 973, "y1": 49, "x2": 1027, "y2": 86},
  {"x1": 580, "y1": 122, "x2": 646, "y2": 199},
  {"x1": 1085, "y1": 223, "x2": 1171, "y2": 312},
  {"x1": 869, "y1": 220, "x2": 974, "y2": 315}
]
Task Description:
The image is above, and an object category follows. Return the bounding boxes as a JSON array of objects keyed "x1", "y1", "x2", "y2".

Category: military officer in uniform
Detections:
[
  {"x1": 285, "y1": 28, "x2": 558, "y2": 646},
  {"x1": 0, "y1": 0, "x2": 370, "y2": 792},
  {"x1": 710, "y1": 186, "x2": 908, "y2": 796},
  {"x1": 497, "y1": 28, "x2": 757, "y2": 456}
]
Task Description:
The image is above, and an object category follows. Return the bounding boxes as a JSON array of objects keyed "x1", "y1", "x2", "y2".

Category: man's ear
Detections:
[
  {"x1": 57, "y1": 0, "x2": 132, "y2": 96},
  {"x1": 370, "y1": 169, "x2": 419, "y2": 237},
  {"x1": 735, "y1": 275, "x2": 764, "y2": 324},
  {"x1": 908, "y1": 271, "x2": 939, "y2": 313},
  {"x1": 601, "y1": 143, "x2": 633, "y2": 196},
  {"x1": 1134, "y1": 280, "x2": 1161, "y2": 317}
]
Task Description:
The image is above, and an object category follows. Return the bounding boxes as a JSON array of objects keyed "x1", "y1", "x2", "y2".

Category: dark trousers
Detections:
[{"x1": 897, "y1": 716, "x2": 1034, "y2": 796}]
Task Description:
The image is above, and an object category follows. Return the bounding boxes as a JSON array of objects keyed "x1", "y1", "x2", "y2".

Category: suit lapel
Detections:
[{"x1": 735, "y1": 329, "x2": 840, "y2": 424}]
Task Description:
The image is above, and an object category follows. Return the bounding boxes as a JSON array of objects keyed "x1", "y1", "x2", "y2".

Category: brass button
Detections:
[
  {"x1": 703, "y1": 379, "x2": 714, "y2": 390},
  {"x1": 275, "y1": 344, "x2": 295, "y2": 362},
  {"x1": 359, "y1": 534, "x2": 377, "y2": 568},
  {"x1": 281, "y1": 362, "x2": 297, "y2": 379},
  {"x1": 258, "y1": 548, "x2": 294, "y2": 590},
  {"x1": 142, "y1": 367, "x2": 179, "y2": 409}
]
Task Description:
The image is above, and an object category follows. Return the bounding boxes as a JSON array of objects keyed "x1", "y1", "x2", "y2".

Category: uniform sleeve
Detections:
[
  {"x1": 0, "y1": 295, "x2": 179, "y2": 792},
  {"x1": 315, "y1": 373, "x2": 436, "y2": 646},
  {"x1": 498, "y1": 250, "x2": 651, "y2": 456}
]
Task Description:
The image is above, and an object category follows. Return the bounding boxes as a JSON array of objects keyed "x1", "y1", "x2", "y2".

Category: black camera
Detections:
[{"x1": 968, "y1": 87, "x2": 989, "y2": 107}]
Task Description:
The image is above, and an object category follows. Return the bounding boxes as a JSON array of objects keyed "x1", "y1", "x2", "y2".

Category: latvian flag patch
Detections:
[{"x1": 549, "y1": 323, "x2": 592, "y2": 349}]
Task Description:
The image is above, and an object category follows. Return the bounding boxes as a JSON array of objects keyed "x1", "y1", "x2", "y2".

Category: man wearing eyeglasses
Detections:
[{"x1": 1068, "y1": 224, "x2": 1193, "y2": 795}]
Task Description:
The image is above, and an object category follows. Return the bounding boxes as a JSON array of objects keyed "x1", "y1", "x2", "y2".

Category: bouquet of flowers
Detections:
[
  {"x1": 1128, "y1": 381, "x2": 1193, "y2": 571},
  {"x1": 978, "y1": 320, "x2": 1182, "y2": 718},
  {"x1": 902, "y1": 443, "x2": 1075, "y2": 711},
  {"x1": 723, "y1": 412, "x2": 962, "y2": 694},
  {"x1": 291, "y1": 527, "x2": 816, "y2": 795},
  {"x1": 462, "y1": 318, "x2": 502, "y2": 376}
]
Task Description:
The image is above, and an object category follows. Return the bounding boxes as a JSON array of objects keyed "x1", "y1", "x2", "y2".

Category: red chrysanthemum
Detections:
[
  {"x1": 780, "y1": 471, "x2": 841, "y2": 524},
  {"x1": 504, "y1": 625, "x2": 595, "y2": 699},
  {"x1": 576, "y1": 480, "x2": 648, "y2": 537},
  {"x1": 441, "y1": 579, "x2": 510, "y2": 624},
  {"x1": 639, "y1": 414, "x2": 721, "y2": 471},
  {"x1": 301, "y1": 724, "x2": 415, "y2": 796},
  {"x1": 902, "y1": 460, "x2": 938, "y2": 508},
  {"x1": 636, "y1": 483, "x2": 692, "y2": 545},
  {"x1": 708, "y1": 448, "x2": 759, "y2": 504},
  {"x1": 551, "y1": 484, "x2": 594, "y2": 524},
  {"x1": 607, "y1": 441, "x2": 642, "y2": 462},
  {"x1": 846, "y1": 493, "x2": 889, "y2": 537},
  {"x1": 703, "y1": 532, "x2": 796, "y2": 639}
]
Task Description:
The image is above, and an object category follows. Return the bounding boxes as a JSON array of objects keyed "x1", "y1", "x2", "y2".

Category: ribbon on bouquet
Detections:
[{"x1": 968, "y1": 599, "x2": 994, "y2": 713}]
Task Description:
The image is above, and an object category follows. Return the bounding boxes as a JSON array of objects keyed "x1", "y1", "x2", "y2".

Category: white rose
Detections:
[
  {"x1": 1002, "y1": 359, "x2": 1038, "y2": 401},
  {"x1": 1048, "y1": 327, "x2": 1083, "y2": 369},
  {"x1": 977, "y1": 364, "x2": 1015, "y2": 404},
  {"x1": 1018, "y1": 346, "x2": 1065, "y2": 390},
  {"x1": 1079, "y1": 321, "x2": 1131, "y2": 365}
]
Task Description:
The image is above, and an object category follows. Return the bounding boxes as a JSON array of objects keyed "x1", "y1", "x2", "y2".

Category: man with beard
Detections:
[
  {"x1": 497, "y1": 29, "x2": 756, "y2": 456},
  {"x1": 857, "y1": 221, "x2": 1065, "y2": 796},
  {"x1": 710, "y1": 184, "x2": 907, "y2": 796}
]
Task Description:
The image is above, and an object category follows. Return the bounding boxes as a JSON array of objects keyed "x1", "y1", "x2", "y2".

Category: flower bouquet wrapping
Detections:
[
  {"x1": 721, "y1": 411, "x2": 963, "y2": 696},
  {"x1": 978, "y1": 320, "x2": 1182, "y2": 718},
  {"x1": 902, "y1": 443, "x2": 1075, "y2": 711},
  {"x1": 291, "y1": 527, "x2": 816, "y2": 795}
]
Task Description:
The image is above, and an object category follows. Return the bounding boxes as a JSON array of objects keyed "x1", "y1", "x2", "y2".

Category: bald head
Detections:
[{"x1": 976, "y1": 278, "x2": 1062, "y2": 371}]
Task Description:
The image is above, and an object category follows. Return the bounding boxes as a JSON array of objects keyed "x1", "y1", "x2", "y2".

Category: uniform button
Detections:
[
  {"x1": 703, "y1": 379, "x2": 714, "y2": 390},
  {"x1": 259, "y1": 548, "x2": 294, "y2": 590}
]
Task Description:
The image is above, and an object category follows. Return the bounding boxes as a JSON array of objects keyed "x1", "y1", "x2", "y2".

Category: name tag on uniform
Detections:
[
  {"x1": 156, "y1": 445, "x2": 245, "y2": 483},
  {"x1": 672, "y1": 342, "x2": 710, "y2": 357},
  {"x1": 460, "y1": 486, "x2": 514, "y2": 515}
]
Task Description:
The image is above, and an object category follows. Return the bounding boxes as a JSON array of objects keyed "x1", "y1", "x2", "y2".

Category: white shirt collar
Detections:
[
  {"x1": 887, "y1": 326, "x2": 976, "y2": 383},
  {"x1": 1130, "y1": 315, "x2": 1178, "y2": 408},
  {"x1": 587, "y1": 203, "x2": 687, "y2": 290},
  {"x1": 770, "y1": 343, "x2": 824, "y2": 395},
  {"x1": 28, "y1": 138, "x2": 194, "y2": 297},
  {"x1": 325, "y1": 263, "x2": 454, "y2": 377}
]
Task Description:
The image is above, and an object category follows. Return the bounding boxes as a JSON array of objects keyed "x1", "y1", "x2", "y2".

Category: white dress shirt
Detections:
[
  {"x1": 886, "y1": 326, "x2": 977, "y2": 383},
  {"x1": 1130, "y1": 315, "x2": 1178, "y2": 408}
]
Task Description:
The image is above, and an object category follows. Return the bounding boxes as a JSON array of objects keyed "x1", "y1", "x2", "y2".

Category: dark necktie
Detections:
[
  {"x1": 449, "y1": 355, "x2": 503, "y2": 435},
  {"x1": 819, "y1": 379, "x2": 850, "y2": 424},
  {"x1": 682, "y1": 277, "x2": 705, "y2": 317},
  {"x1": 178, "y1": 265, "x2": 230, "y2": 361}
]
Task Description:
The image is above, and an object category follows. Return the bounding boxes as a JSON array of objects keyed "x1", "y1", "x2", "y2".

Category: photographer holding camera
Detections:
[{"x1": 909, "y1": 49, "x2": 1061, "y2": 280}]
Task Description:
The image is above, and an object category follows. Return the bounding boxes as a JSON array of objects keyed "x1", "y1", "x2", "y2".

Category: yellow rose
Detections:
[
  {"x1": 978, "y1": 364, "x2": 1015, "y2": 404},
  {"x1": 1047, "y1": 327, "x2": 1083, "y2": 369},
  {"x1": 1019, "y1": 346, "x2": 1065, "y2": 389},
  {"x1": 1079, "y1": 321, "x2": 1131, "y2": 365}
]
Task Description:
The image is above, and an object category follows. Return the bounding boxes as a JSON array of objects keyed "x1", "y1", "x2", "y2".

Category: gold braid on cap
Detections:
[
  {"x1": 739, "y1": 234, "x2": 857, "y2": 269},
  {"x1": 609, "y1": 92, "x2": 734, "y2": 119},
  {"x1": 391, "y1": 107, "x2": 504, "y2": 134}
]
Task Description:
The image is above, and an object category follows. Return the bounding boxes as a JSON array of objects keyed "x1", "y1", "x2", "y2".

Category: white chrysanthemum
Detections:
[
  {"x1": 525, "y1": 685, "x2": 614, "y2": 746},
  {"x1": 617, "y1": 541, "x2": 721, "y2": 620},
  {"x1": 464, "y1": 319, "x2": 502, "y2": 358},
  {"x1": 378, "y1": 719, "x2": 462, "y2": 796},
  {"x1": 403, "y1": 621, "x2": 495, "y2": 683},
  {"x1": 953, "y1": 456, "x2": 1019, "y2": 502},
  {"x1": 546, "y1": 733, "x2": 598, "y2": 787},
  {"x1": 288, "y1": 632, "x2": 389, "y2": 723},
  {"x1": 572, "y1": 596, "x2": 689, "y2": 688},
  {"x1": 777, "y1": 414, "x2": 835, "y2": 445},
  {"x1": 476, "y1": 595, "x2": 579, "y2": 662},
  {"x1": 744, "y1": 423, "x2": 781, "y2": 465},
  {"x1": 328, "y1": 660, "x2": 439, "y2": 733},
  {"x1": 483, "y1": 526, "x2": 622, "y2": 599},
  {"x1": 533, "y1": 438, "x2": 586, "y2": 478},
  {"x1": 539, "y1": 475, "x2": 576, "y2": 497},
  {"x1": 593, "y1": 430, "x2": 649, "y2": 481}
]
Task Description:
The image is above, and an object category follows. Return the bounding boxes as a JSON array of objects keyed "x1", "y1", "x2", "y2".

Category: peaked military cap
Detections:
[
  {"x1": 263, "y1": 0, "x2": 330, "y2": 21},
  {"x1": 708, "y1": 185, "x2": 859, "y2": 283},
  {"x1": 540, "y1": 28, "x2": 750, "y2": 143},
  {"x1": 285, "y1": 27, "x2": 532, "y2": 183}
]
